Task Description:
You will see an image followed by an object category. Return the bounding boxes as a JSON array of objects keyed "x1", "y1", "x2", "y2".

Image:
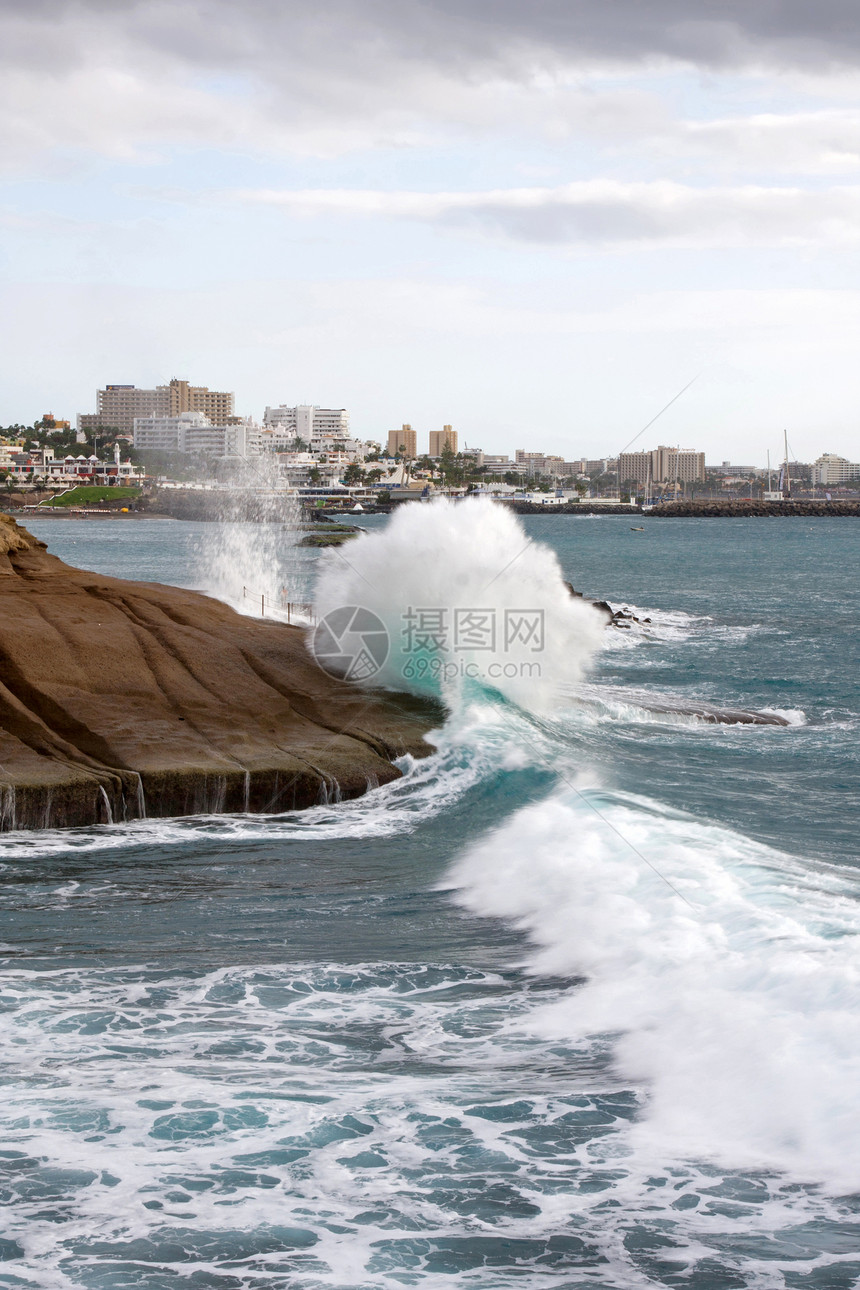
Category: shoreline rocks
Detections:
[
  {"x1": 564, "y1": 581, "x2": 787, "y2": 726},
  {"x1": 0, "y1": 515, "x2": 440, "y2": 833}
]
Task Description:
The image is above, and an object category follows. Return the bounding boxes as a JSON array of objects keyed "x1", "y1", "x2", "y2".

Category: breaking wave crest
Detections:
[
  {"x1": 446, "y1": 788, "x2": 860, "y2": 1192},
  {"x1": 312, "y1": 497, "x2": 605, "y2": 711}
]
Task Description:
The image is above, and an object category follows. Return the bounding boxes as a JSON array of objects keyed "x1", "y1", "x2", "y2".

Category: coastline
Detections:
[
  {"x1": 0, "y1": 515, "x2": 439, "y2": 833},
  {"x1": 5, "y1": 496, "x2": 858, "y2": 526}
]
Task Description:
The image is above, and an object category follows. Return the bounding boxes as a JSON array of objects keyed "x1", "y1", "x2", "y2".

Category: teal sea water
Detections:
[{"x1": 1, "y1": 513, "x2": 858, "y2": 1289}]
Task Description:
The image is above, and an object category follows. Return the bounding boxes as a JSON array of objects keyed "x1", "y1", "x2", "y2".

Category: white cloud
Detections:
[
  {"x1": 682, "y1": 110, "x2": 860, "y2": 174},
  {"x1": 238, "y1": 180, "x2": 860, "y2": 248},
  {"x1": 3, "y1": 1, "x2": 860, "y2": 167}
]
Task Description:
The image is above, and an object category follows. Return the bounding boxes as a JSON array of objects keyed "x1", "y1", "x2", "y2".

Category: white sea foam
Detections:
[
  {"x1": 2, "y1": 947, "x2": 855, "y2": 1289},
  {"x1": 760, "y1": 706, "x2": 808, "y2": 726},
  {"x1": 312, "y1": 497, "x2": 606, "y2": 711},
  {"x1": 445, "y1": 789, "x2": 860, "y2": 1191},
  {"x1": 601, "y1": 602, "x2": 762, "y2": 652}
]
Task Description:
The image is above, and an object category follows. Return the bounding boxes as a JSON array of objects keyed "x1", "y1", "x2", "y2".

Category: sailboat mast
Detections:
[{"x1": 783, "y1": 430, "x2": 791, "y2": 500}]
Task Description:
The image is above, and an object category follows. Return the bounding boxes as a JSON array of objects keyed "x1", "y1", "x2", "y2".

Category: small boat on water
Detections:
[{"x1": 630, "y1": 526, "x2": 644, "y2": 531}]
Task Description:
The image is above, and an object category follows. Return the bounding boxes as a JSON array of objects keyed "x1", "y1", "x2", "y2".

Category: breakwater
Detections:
[
  {"x1": 649, "y1": 500, "x2": 859, "y2": 517},
  {"x1": 502, "y1": 501, "x2": 640, "y2": 515}
]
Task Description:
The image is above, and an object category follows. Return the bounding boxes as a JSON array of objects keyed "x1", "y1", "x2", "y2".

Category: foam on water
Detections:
[
  {"x1": 446, "y1": 789, "x2": 860, "y2": 1192},
  {"x1": 601, "y1": 603, "x2": 764, "y2": 653},
  {"x1": 2, "y1": 901, "x2": 859, "y2": 1287}
]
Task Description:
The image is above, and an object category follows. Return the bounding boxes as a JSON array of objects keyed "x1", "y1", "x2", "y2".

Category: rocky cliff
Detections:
[{"x1": 0, "y1": 516, "x2": 439, "y2": 832}]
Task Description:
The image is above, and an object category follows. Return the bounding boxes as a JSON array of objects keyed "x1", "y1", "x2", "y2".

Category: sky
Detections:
[{"x1": 2, "y1": 0, "x2": 860, "y2": 464}]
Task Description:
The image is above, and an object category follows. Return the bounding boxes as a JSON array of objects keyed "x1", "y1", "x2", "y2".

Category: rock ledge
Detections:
[{"x1": 0, "y1": 516, "x2": 439, "y2": 832}]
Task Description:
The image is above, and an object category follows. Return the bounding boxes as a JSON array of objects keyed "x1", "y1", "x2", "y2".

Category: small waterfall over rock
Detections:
[
  {"x1": 97, "y1": 785, "x2": 114, "y2": 825},
  {"x1": 0, "y1": 785, "x2": 15, "y2": 832}
]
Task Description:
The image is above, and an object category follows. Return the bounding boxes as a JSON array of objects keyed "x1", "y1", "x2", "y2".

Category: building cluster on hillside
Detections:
[
  {"x1": 2, "y1": 376, "x2": 858, "y2": 497},
  {"x1": 0, "y1": 420, "x2": 143, "y2": 486}
]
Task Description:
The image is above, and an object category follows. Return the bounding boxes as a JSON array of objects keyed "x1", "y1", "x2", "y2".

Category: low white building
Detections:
[
  {"x1": 133, "y1": 411, "x2": 259, "y2": 456},
  {"x1": 811, "y1": 453, "x2": 860, "y2": 486},
  {"x1": 2, "y1": 445, "x2": 142, "y2": 484},
  {"x1": 257, "y1": 428, "x2": 371, "y2": 460}
]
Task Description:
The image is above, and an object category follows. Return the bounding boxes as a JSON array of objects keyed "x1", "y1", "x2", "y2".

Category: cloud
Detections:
[
  {"x1": 239, "y1": 180, "x2": 860, "y2": 249},
  {"x1": 3, "y1": 1, "x2": 860, "y2": 165},
  {"x1": 8, "y1": 1, "x2": 860, "y2": 77},
  {"x1": 683, "y1": 111, "x2": 860, "y2": 174}
]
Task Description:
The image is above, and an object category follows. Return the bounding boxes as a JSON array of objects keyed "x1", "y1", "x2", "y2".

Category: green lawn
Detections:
[{"x1": 43, "y1": 486, "x2": 142, "y2": 507}]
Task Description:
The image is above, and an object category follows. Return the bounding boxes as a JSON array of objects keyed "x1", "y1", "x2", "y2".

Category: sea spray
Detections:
[
  {"x1": 312, "y1": 497, "x2": 605, "y2": 710},
  {"x1": 445, "y1": 788, "x2": 860, "y2": 1190},
  {"x1": 195, "y1": 455, "x2": 303, "y2": 615}
]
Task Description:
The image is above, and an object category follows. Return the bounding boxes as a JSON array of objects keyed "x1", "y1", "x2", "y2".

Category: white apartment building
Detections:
[
  {"x1": 133, "y1": 411, "x2": 257, "y2": 456},
  {"x1": 477, "y1": 454, "x2": 512, "y2": 476},
  {"x1": 273, "y1": 452, "x2": 352, "y2": 488},
  {"x1": 2, "y1": 445, "x2": 142, "y2": 484},
  {"x1": 262, "y1": 405, "x2": 350, "y2": 446},
  {"x1": 256, "y1": 428, "x2": 369, "y2": 460},
  {"x1": 811, "y1": 453, "x2": 860, "y2": 485}
]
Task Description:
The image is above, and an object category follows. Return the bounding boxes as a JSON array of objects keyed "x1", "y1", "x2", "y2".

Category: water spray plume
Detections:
[
  {"x1": 312, "y1": 497, "x2": 606, "y2": 711},
  {"x1": 195, "y1": 455, "x2": 303, "y2": 615}
]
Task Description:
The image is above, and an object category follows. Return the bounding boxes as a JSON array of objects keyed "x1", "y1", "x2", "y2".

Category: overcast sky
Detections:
[{"x1": 3, "y1": 0, "x2": 860, "y2": 462}]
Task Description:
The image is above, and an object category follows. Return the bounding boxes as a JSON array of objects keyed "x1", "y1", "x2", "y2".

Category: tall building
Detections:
[
  {"x1": 78, "y1": 378, "x2": 235, "y2": 436},
  {"x1": 428, "y1": 425, "x2": 458, "y2": 457},
  {"x1": 618, "y1": 445, "x2": 705, "y2": 487},
  {"x1": 387, "y1": 424, "x2": 417, "y2": 458},
  {"x1": 811, "y1": 453, "x2": 860, "y2": 485},
  {"x1": 262, "y1": 405, "x2": 349, "y2": 444},
  {"x1": 165, "y1": 379, "x2": 234, "y2": 423}
]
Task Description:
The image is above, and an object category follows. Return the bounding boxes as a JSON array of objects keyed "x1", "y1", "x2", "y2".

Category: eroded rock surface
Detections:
[{"x1": 0, "y1": 515, "x2": 439, "y2": 831}]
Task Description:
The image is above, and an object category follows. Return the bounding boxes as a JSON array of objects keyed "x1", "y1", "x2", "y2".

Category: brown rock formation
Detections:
[{"x1": 0, "y1": 515, "x2": 439, "y2": 832}]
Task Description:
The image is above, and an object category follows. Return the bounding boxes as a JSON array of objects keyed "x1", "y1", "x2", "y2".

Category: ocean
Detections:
[{"x1": 1, "y1": 507, "x2": 858, "y2": 1289}]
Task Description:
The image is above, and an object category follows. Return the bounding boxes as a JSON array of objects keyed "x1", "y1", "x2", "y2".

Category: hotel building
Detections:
[
  {"x1": 78, "y1": 378, "x2": 235, "y2": 437},
  {"x1": 387, "y1": 425, "x2": 417, "y2": 458},
  {"x1": 428, "y1": 426, "x2": 458, "y2": 457}
]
